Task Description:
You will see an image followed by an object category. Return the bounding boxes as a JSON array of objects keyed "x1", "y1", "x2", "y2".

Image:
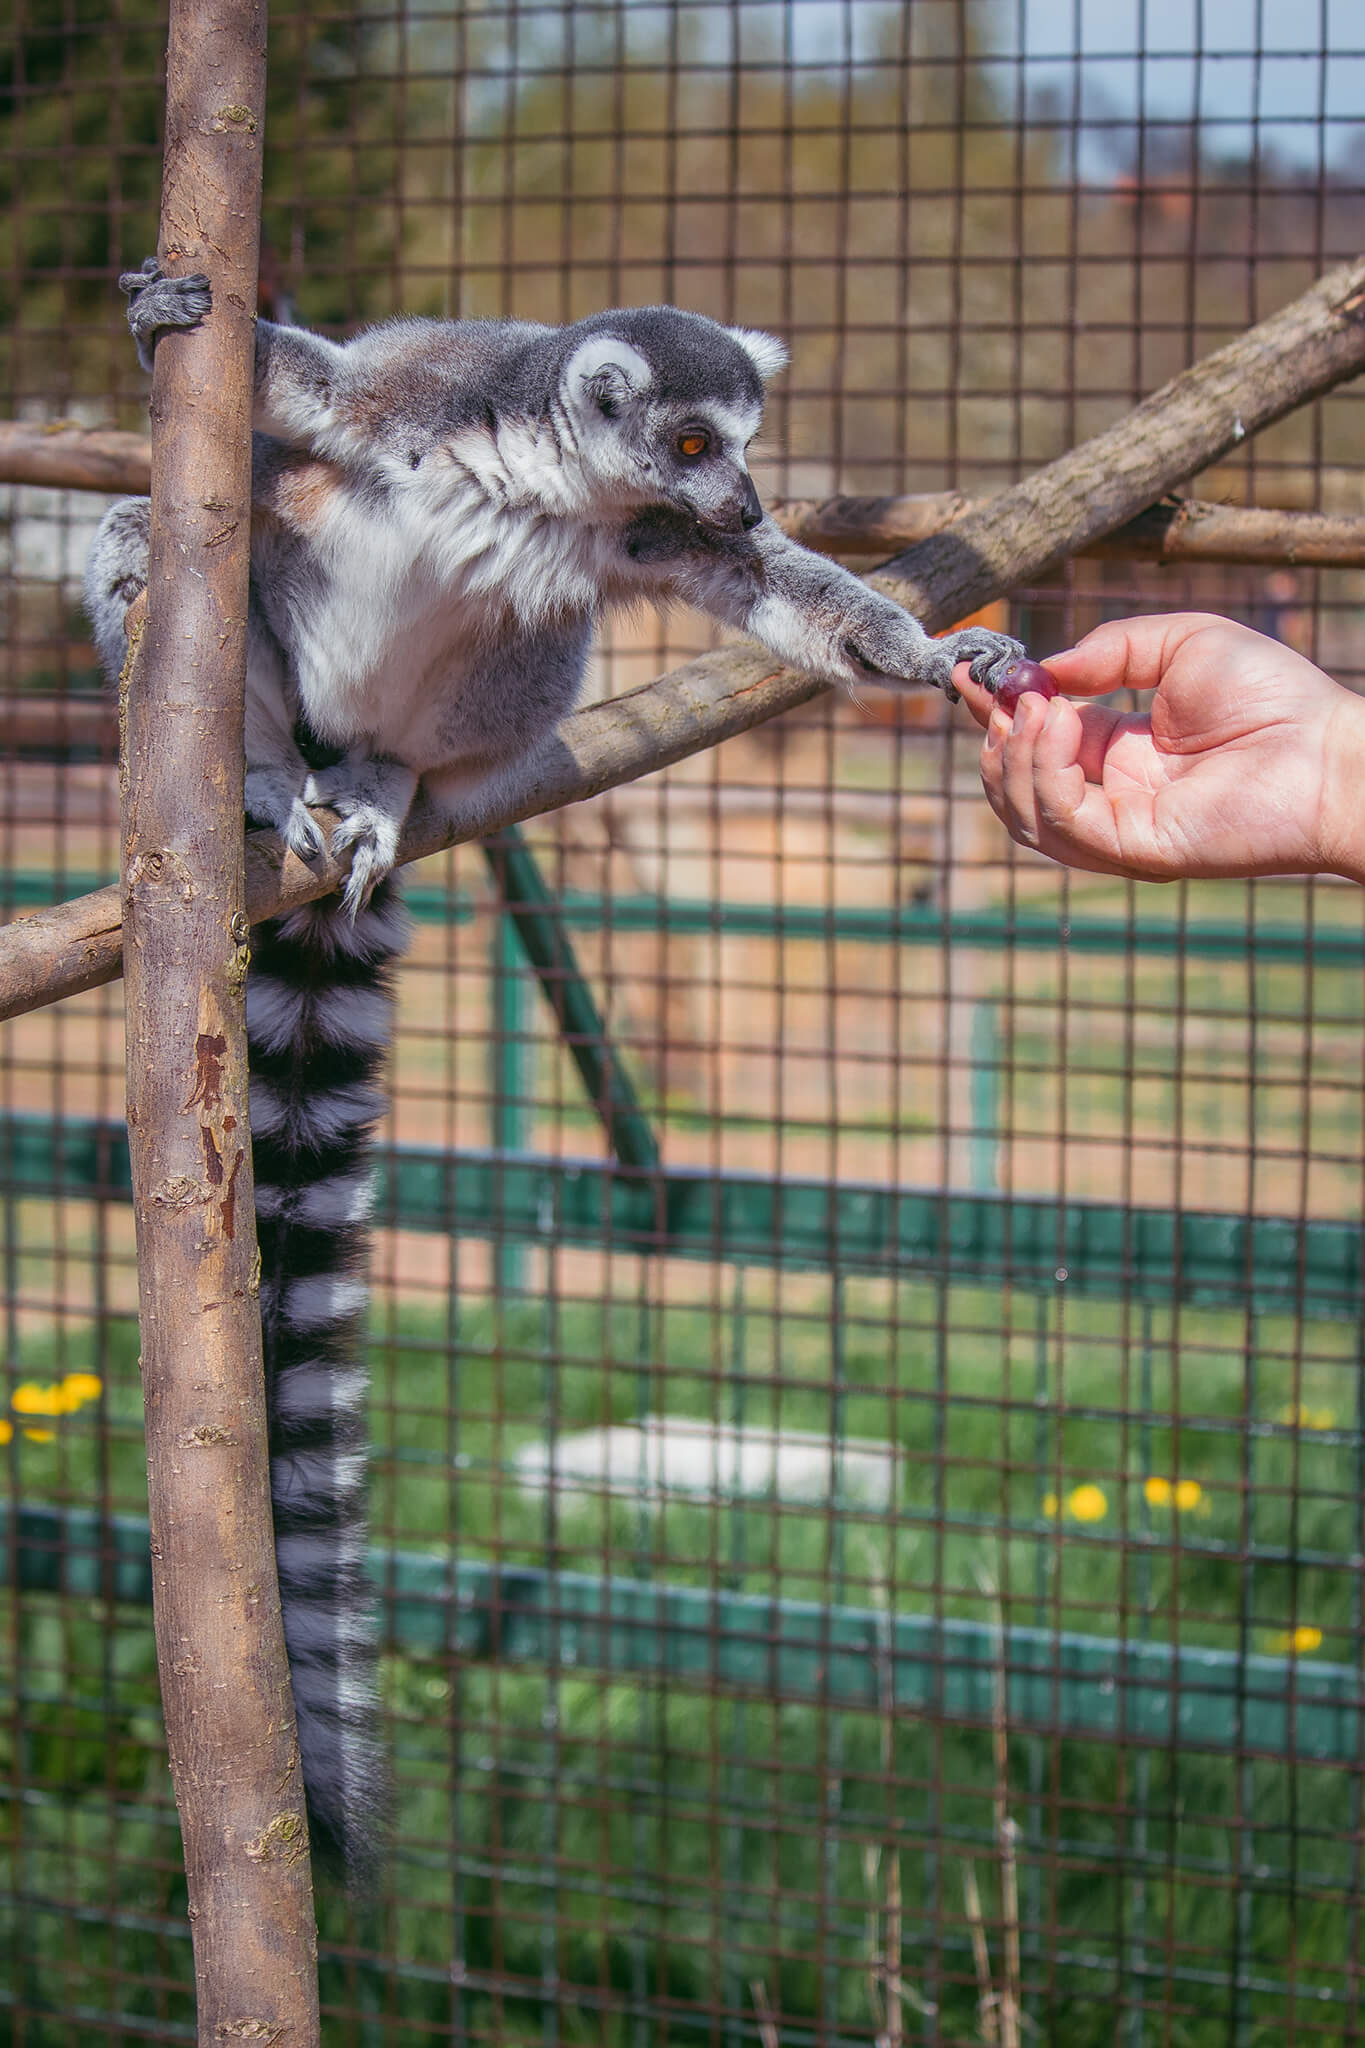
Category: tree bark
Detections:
[
  {"x1": 119, "y1": 0, "x2": 321, "y2": 2038},
  {"x1": 0, "y1": 419, "x2": 151, "y2": 493},
  {"x1": 4, "y1": 250, "x2": 1365, "y2": 1026},
  {"x1": 770, "y1": 490, "x2": 1365, "y2": 568}
]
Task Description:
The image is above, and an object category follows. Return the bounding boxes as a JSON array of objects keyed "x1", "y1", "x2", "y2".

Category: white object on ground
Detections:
[{"x1": 514, "y1": 1417, "x2": 897, "y2": 1509}]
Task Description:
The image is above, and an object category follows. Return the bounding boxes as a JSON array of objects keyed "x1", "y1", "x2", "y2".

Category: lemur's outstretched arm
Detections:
[
  {"x1": 123, "y1": 261, "x2": 352, "y2": 458},
  {"x1": 615, "y1": 506, "x2": 1022, "y2": 698}
]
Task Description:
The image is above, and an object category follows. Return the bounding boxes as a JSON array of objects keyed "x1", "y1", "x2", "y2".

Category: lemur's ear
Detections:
[
  {"x1": 564, "y1": 335, "x2": 653, "y2": 419},
  {"x1": 727, "y1": 327, "x2": 789, "y2": 383}
]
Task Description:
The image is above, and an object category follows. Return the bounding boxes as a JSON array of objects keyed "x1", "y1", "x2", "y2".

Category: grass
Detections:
[{"x1": 1, "y1": 1272, "x2": 1363, "y2": 2042}]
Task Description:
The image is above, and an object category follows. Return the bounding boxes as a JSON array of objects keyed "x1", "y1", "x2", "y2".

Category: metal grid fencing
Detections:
[{"x1": 4, "y1": 0, "x2": 1365, "y2": 2039}]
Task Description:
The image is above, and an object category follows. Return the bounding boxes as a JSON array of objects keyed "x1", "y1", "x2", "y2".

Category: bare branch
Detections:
[
  {"x1": 0, "y1": 419, "x2": 151, "y2": 494},
  {"x1": 772, "y1": 491, "x2": 1365, "y2": 568},
  {"x1": 119, "y1": 0, "x2": 321, "y2": 2038},
  {"x1": 4, "y1": 252, "x2": 1365, "y2": 1027}
]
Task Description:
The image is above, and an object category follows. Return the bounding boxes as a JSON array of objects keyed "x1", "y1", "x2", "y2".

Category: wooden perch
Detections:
[
  {"x1": 771, "y1": 491, "x2": 1365, "y2": 568},
  {"x1": 4, "y1": 250, "x2": 1365, "y2": 1028},
  {"x1": 119, "y1": 1, "x2": 320, "y2": 2040},
  {"x1": 0, "y1": 419, "x2": 153, "y2": 494},
  {"x1": 10, "y1": 414, "x2": 1365, "y2": 569}
]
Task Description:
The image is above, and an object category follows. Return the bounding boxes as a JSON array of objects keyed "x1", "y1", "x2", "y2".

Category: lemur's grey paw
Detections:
[
  {"x1": 935, "y1": 628, "x2": 1027, "y2": 696},
  {"x1": 120, "y1": 259, "x2": 212, "y2": 372},
  {"x1": 245, "y1": 773, "x2": 327, "y2": 863},
  {"x1": 336, "y1": 838, "x2": 392, "y2": 922},
  {"x1": 304, "y1": 767, "x2": 407, "y2": 920},
  {"x1": 326, "y1": 808, "x2": 403, "y2": 919},
  {"x1": 284, "y1": 800, "x2": 328, "y2": 864}
]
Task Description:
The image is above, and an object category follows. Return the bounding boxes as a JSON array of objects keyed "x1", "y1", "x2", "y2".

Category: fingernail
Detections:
[
  {"x1": 985, "y1": 711, "x2": 1006, "y2": 750},
  {"x1": 1011, "y1": 698, "x2": 1032, "y2": 735}
]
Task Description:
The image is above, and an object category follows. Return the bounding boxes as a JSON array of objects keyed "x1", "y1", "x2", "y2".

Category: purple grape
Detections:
[{"x1": 993, "y1": 657, "x2": 1057, "y2": 714}]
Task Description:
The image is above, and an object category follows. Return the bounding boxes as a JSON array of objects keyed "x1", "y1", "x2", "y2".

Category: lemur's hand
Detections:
[
  {"x1": 954, "y1": 612, "x2": 1365, "y2": 882},
  {"x1": 827, "y1": 586, "x2": 1024, "y2": 699},
  {"x1": 120, "y1": 258, "x2": 212, "y2": 373},
  {"x1": 932, "y1": 623, "x2": 1027, "y2": 700}
]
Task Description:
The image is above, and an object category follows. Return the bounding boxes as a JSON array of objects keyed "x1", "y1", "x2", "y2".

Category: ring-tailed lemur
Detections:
[{"x1": 87, "y1": 261, "x2": 1025, "y2": 1883}]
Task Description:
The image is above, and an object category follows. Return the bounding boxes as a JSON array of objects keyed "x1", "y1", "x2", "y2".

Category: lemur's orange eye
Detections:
[{"x1": 676, "y1": 430, "x2": 709, "y2": 459}]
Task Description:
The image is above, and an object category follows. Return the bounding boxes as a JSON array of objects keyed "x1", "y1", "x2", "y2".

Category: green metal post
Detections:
[
  {"x1": 489, "y1": 908, "x2": 531, "y2": 1295},
  {"x1": 481, "y1": 828, "x2": 660, "y2": 1174}
]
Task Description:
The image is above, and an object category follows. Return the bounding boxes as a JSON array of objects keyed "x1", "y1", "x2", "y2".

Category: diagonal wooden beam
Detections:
[{"x1": 3, "y1": 250, "x2": 1365, "y2": 1027}]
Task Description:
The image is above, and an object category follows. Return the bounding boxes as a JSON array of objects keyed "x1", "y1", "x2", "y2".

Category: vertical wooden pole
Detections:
[{"x1": 120, "y1": 0, "x2": 321, "y2": 2037}]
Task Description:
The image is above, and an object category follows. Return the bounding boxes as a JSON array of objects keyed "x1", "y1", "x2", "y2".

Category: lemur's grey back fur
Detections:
[{"x1": 87, "y1": 264, "x2": 1024, "y2": 1884}]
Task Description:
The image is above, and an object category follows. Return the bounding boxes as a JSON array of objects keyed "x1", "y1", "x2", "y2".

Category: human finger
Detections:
[
  {"x1": 1030, "y1": 695, "x2": 1127, "y2": 867},
  {"x1": 996, "y1": 690, "x2": 1050, "y2": 849},
  {"x1": 1042, "y1": 613, "x2": 1228, "y2": 699},
  {"x1": 982, "y1": 694, "x2": 1152, "y2": 877}
]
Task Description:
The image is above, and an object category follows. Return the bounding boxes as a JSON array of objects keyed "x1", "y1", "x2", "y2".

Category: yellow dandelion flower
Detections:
[
  {"x1": 0, "y1": 1418, "x2": 11, "y2": 1445},
  {"x1": 1280, "y1": 1402, "x2": 1337, "y2": 1431},
  {"x1": 1270, "y1": 1625, "x2": 1323, "y2": 1655},
  {"x1": 1145, "y1": 1475, "x2": 1205, "y2": 1512},
  {"x1": 21, "y1": 1427, "x2": 55, "y2": 1444},
  {"x1": 1067, "y1": 1483, "x2": 1108, "y2": 1523},
  {"x1": 12, "y1": 1382, "x2": 66, "y2": 1417},
  {"x1": 1041, "y1": 1492, "x2": 1059, "y2": 1519},
  {"x1": 59, "y1": 1372, "x2": 102, "y2": 1408}
]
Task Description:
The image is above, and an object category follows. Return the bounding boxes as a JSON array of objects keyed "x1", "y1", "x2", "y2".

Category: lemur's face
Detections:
[
  {"x1": 561, "y1": 316, "x2": 787, "y2": 534},
  {"x1": 643, "y1": 399, "x2": 765, "y2": 535}
]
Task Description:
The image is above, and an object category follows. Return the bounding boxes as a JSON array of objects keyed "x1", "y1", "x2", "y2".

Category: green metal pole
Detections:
[
  {"x1": 489, "y1": 907, "x2": 531, "y2": 1295},
  {"x1": 481, "y1": 828, "x2": 660, "y2": 1174}
]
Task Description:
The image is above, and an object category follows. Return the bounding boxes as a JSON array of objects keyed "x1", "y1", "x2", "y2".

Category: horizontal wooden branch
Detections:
[
  {"x1": 0, "y1": 419, "x2": 153, "y2": 493},
  {"x1": 4, "y1": 248, "x2": 1365, "y2": 1025},
  {"x1": 771, "y1": 492, "x2": 1365, "y2": 568},
  {"x1": 8, "y1": 416, "x2": 1365, "y2": 570}
]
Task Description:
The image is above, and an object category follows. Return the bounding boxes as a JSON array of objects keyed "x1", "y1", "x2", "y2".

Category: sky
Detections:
[
  {"x1": 779, "y1": 0, "x2": 1361, "y2": 172},
  {"x1": 1003, "y1": 0, "x2": 1360, "y2": 169}
]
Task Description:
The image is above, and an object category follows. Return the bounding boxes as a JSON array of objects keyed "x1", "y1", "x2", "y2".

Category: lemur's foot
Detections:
[
  {"x1": 330, "y1": 809, "x2": 403, "y2": 921},
  {"x1": 120, "y1": 258, "x2": 212, "y2": 373},
  {"x1": 304, "y1": 758, "x2": 416, "y2": 920},
  {"x1": 245, "y1": 770, "x2": 328, "y2": 864},
  {"x1": 933, "y1": 627, "x2": 1028, "y2": 702}
]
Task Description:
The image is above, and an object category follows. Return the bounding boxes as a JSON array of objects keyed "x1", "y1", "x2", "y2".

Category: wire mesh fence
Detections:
[{"x1": 4, "y1": 0, "x2": 1365, "y2": 2040}]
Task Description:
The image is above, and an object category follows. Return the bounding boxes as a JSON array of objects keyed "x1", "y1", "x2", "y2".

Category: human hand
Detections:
[{"x1": 953, "y1": 613, "x2": 1365, "y2": 883}]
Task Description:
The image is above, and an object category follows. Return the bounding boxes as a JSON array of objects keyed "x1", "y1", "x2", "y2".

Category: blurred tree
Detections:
[{"x1": 0, "y1": 0, "x2": 411, "y2": 398}]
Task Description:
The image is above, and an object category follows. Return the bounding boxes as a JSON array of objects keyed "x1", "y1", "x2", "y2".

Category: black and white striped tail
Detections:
[{"x1": 246, "y1": 878, "x2": 410, "y2": 1885}]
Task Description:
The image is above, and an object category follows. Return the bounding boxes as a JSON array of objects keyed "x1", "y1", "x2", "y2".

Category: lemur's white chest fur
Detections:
[{"x1": 254, "y1": 426, "x2": 623, "y2": 771}]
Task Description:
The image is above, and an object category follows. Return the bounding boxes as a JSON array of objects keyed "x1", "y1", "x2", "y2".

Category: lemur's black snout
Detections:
[
  {"x1": 740, "y1": 475, "x2": 764, "y2": 530},
  {"x1": 689, "y1": 474, "x2": 765, "y2": 537}
]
